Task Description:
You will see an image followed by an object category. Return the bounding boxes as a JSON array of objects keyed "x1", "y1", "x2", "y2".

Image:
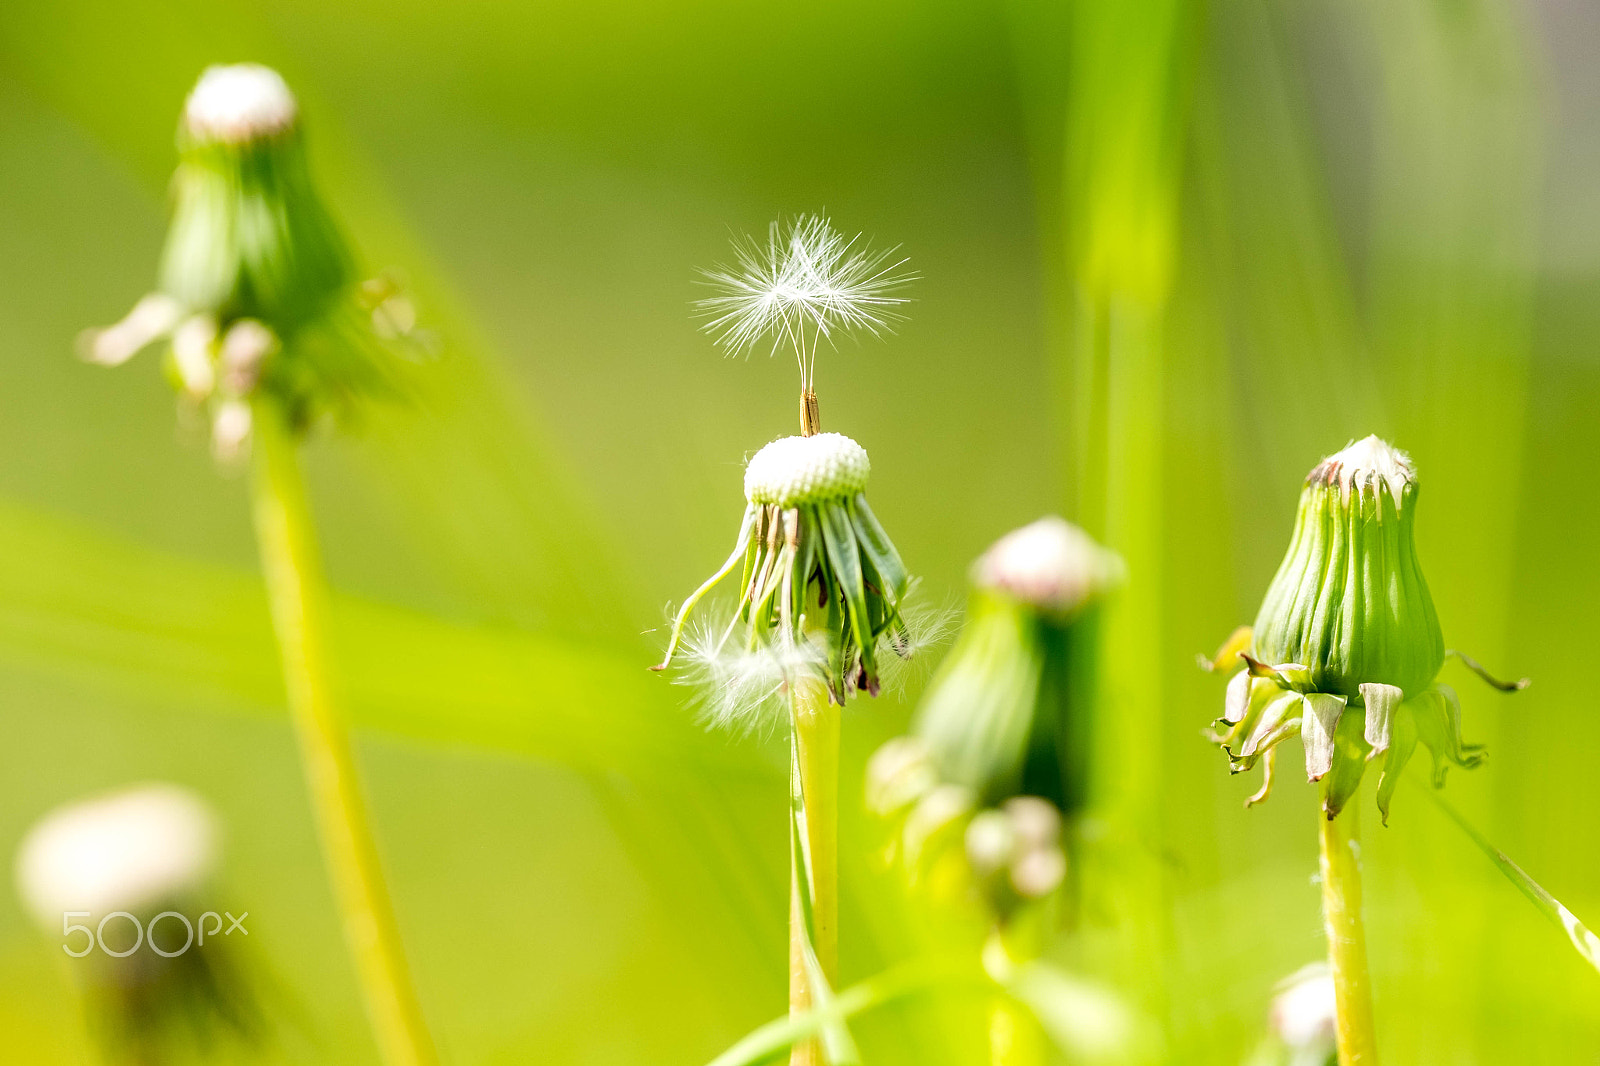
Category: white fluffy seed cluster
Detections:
[
  {"x1": 974, "y1": 516, "x2": 1121, "y2": 614},
  {"x1": 1311, "y1": 434, "x2": 1416, "y2": 507},
  {"x1": 744, "y1": 432, "x2": 870, "y2": 507},
  {"x1": 14, "y1": 784, "x2": 216, "y2": 925},
  {"x1": 184, "y1": 64, "x2": 298, "y2": 143},
  {"x1": 1270, "y1": 964, "x2": 1337, "y2": 1050}
]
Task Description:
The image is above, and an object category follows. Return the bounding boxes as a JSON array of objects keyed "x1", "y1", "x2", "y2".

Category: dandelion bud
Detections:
[
  {"x1": 964, "y1": 810, "x2": 1017, "y2": 876},
  {"x1": 913, "y1": 517, "x2": 1119, "y2": 813},
  {"x1": 1208, "y1": 437, "x2": 1518, "y2": 821},
  {"x1": 1253, "y1": 436, "x2": 1442, "y2": 699},
  {"x1": 86, "y1": 64, "x2": 415, "y2": 454},
  {"x1": 655, "y1": 431, "x2": 913, "y2": 708},
  {"x1": 1268, "y1": 964, "x2": 1337, "y2": 1055},
  {"x1": 163, "y1": 65, "x2": 351, "y2": 335},
  {"x1": 15, "y1": 785, "x2": 258, "y2": 1058},
  {"x1": 866, "y1": 736, "x2": 937, "y2": 817}
]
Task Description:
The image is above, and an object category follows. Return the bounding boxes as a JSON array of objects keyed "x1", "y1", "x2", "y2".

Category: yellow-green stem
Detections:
[
  {"x1": 1319, "y1": 802, "x2": 1378, "y2": 1066},
  {"x1": 250, "y1": 399, "x2": 437, "y2": 1066},
  {"x1": 984, "y1": 920, "x2": 1046, "y2": 1066},
  {"x1": 789, "y1": 676, "x2": 837, "y2": 1066}
]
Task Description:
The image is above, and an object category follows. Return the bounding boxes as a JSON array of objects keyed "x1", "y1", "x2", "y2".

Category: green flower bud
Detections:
[
  {"x1": 1206, "y1": 436, "x2": 1524, "y2": 821},
  {"x1": 83, "y1": 65, "x2": 423, "y2": 453},
  {"x1": 912, "y1": 517, "x2": 1120, "y2": 814},
  {"x1": 655, "y1": 431, "x2": 913, "y2": 709},
  {"x1": 162, "y1": 64, "x2": 352, "y2": 334},
  {"x1": 1252, "y1": 435, "x2": 1443, "y2": 699}
]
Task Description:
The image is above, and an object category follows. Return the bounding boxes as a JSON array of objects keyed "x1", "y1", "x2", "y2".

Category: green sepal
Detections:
[
  {"x1": 654, "y1": 503, "x2": 757, "y2": 670},
  {"x1": 1375, "y1": 701, "x2": 1419, "y2": 824},
  {"x1": 1412, "y1": 683, "x2": 1486, "y2": 787},
  {"x1": 1322, "y1": 709, "x2": 1370, "y2": 819},
  {"x1": 1301, "y1": 692, "x2": 1347, "y2": 781},
  {"x1": 819, "y1": 497, "x2": 877, "y2": 691},
  {"x1": 1360, "y1": 682, "x2": 1405, "y2": 755}
]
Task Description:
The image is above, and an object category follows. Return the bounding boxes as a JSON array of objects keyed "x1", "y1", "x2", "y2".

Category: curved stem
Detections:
[
  {"x1": 789, "y1": 676, "x2": 838, "y2": 1066},
  {"x1": 250, "y1": 399, "x2": 437, "y2": 1066},
  {"x1": 1319, "y1": 802, "x2": 1378, "y2": 1065}
]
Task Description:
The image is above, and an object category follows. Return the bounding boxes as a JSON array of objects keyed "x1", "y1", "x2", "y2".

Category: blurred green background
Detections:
[{"x1": 0, "y1": 0, "x2": 1596, "y2": 1061}]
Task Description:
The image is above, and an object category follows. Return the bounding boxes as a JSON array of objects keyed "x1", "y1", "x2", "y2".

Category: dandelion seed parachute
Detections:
[{"x1": 697, "y1": 215, "x2": 914, "y2": 393}]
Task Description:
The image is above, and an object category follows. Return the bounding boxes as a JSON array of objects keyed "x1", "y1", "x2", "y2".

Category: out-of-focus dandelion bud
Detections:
[
  {"x1": 1241, "y1": 964, "x2": 1337, "y2": 1066},
  {"x1": 865, "y1": 736, "x2": 938, "y2": 818},
  {"x1": 914, "y1": 517, "x2": 1120, "y2": 814},
  {"x1": 15, "y1": 785, "x2": 258, "y2": 1063},
  {"x1": 1207, "y1": 437, "x2": 1525, "y2": 821},
  {"x1": 82, "y1": 64, "x2": 423, "y2": 455}
]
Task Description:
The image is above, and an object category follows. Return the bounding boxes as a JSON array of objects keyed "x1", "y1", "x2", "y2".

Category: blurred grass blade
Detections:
[
  {"x1": 706, "y1": 963, "x2": 989, "y2": 1066},
  {"x1": 1003, "y1": 960, "x2": 1146, "y2": 1062},
  {"x1": 1423, "y1": 786, "x2": 1600, "y2": 975},
  {"x1": 0, "y1": 499, "x2": 740, "y2": 778}
]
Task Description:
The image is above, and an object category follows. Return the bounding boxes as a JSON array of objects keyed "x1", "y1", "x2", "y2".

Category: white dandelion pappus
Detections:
[{"x1": 697, "y1": 215, "x2": 914, "y2": 391}]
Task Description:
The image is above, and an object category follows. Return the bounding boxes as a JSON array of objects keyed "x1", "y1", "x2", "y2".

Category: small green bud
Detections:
[
  {"x1": 913, "y1": 517, "x2": 1119, "y2": 813},
  {"x1": 1252, "y1": 435, "x2": 1443, "y2": 699},
  {"x1": 162, "y1": 64, "x2": 352, "y2": 335}
]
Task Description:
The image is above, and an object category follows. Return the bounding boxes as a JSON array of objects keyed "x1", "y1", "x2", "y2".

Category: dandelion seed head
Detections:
[
  {"x1": 697, "y1": 215, "x2": 914, "y2": 390},
  {"x1": 16, "y1": 784, "x2": 216, "y2": 925},
  {"x1": 743, "y1": 432, "x2": 870, "y2": 507},
  {"x1": 184, "y1": 64, "x2": 299, "y2": 144}
]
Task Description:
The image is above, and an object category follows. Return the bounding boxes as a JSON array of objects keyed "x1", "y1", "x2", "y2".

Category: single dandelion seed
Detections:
[{"x1": 698, "y1": 214, "x2": 913, "y2": 435}]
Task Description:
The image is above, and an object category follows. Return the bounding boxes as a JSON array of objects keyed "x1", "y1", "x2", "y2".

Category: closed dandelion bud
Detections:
[
  {"x1": 913, "y1": 517, "x2": 1120, "y2": 813},
  {"x1": 1254, "y1": 436, "x2": 1442, "y2": 698},
  {"x1": 1260, "y1": 964, "x2": 1337, "y2": 1065},
  {"x1": 163, "y1": 64, "x2": 350, "y2": 335},
  {"x1": 865, "y1": 736, "x2": 938, "y2": 818},
  {"x1": 15, "y1": 785, "x2": 259, "y2": 1059},
  {"x1": 83, "y1": 64, "x2": 421, "y2": 454},
  {"x1": 1208, "y1": 436, "x2": 1525, "y2": 821}
]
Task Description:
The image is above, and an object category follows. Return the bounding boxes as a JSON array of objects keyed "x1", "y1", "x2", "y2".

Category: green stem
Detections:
[
  {"x1": 1318, "y1": 801, "x2": 1378, "y2": 1065},
  {"x1": 789, "y1": 676, "x2": 838, "y2": 1066},
  {"x1": 984, "y1": 922, "x2": 1046, "y2": 1066},
  {"x1": 250, "y1": 399, "x2": 437, "y2": 1066}
]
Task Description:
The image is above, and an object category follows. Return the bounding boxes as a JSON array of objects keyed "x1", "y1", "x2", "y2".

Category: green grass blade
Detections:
[{"x1": 1421, "y1": 785, "x2": 1600, "y2": 975}]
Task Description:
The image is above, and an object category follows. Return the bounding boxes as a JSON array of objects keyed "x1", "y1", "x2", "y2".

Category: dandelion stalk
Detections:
[
  {"x1": 663, "y1": 217, "x2": 916, "y2": 1066},
  {"x1": 788, "y1": 674, "x2": 839, "y2": 1066},
  {"x1": 1317, "y1": 803, "x2": 1377, "y2": 1066},
  {"x1": 252, "y1": 398, "x2": 436, "y2": 1066},
  {"x1": 83, "y1": 64, "x2": 435, "y2": 1065}
]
